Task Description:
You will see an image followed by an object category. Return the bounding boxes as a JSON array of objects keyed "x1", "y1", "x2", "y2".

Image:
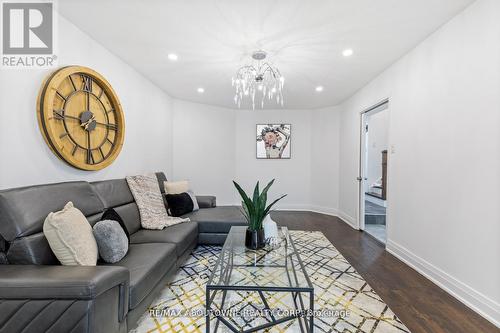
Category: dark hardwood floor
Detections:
[{"x1": 270, "y1": 211, "x2": 498, "y2": 333}]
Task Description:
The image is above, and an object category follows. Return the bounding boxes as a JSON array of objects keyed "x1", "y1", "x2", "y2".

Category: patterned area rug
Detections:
[{"x1": 132, "y1": 231, "x2": 410, "y2": 333}]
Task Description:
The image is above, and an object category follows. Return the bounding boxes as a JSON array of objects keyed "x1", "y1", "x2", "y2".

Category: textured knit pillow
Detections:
[
  {"x1": 164, "y1": 180, "x2": 190, "y2": 194},
  {"x1": 43, "y1": 202, "x2": 98, "y2": 266},
  {"x1": 93, "y1": 220, "x2": 128, "y2": 263},
  {"x1": 101, "y1": 208, "x2": 130, "y2": 241},
  {"x1": 165, "y1": 191, "x2": 199, "y2": 217},
  {"x1": 126, "y1": 174, "x2": 189, "y2": 229}
]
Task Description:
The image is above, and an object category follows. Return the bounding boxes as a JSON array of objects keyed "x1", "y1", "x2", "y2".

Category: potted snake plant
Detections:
[{"x1": 233, "y1": 179, "x2": 286, "y2": 250}]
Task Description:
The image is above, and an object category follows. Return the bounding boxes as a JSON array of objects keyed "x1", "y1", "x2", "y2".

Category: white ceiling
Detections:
[{"x1": 59, "y1": 0, "x2": 474, "y2": 110}]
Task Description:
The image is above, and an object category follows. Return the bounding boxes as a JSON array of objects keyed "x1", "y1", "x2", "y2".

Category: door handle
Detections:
[{"x1": 357, "y1": 177, "x2": 368, "y2": 181}]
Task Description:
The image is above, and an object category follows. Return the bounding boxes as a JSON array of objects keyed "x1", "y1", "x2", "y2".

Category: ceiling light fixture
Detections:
[
  {"x1": 167, "y1": 53, "x2": 178, "y2": 61},
  {"x1": 315, "y1": 86, "x2": 324, "y2": 92},
  {"x1": 342, "y1": 49, "x2": 354, "y2": 57},
  {"x1": 197, "y1": 87, "x2": 205, "y2": 93},
  {"x1": 232, "y1": 50, "x2": 284, "y2": 109}
]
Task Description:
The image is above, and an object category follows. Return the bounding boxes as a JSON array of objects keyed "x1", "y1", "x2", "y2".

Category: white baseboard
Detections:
[
  {"x1": 308, "y1": 205, "x2": 338, "y2": 217},
  {"x1": 275, "y1": 204, "x2": 315, "y2": 211},
  {"x1": 386, "y1": 240, "x2": 500, "y2": 328},
  {"x1": 336, "y1": 210, "x2": 359, "y2": 230},
  {"x1": 277, "y1": 205, "x2": 359, "y2": 230}
]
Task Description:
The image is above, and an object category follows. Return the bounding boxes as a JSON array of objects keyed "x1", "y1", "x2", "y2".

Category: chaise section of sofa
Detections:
[{"x1": 183, "y1": 206, "x2": 247, "y2": 245}]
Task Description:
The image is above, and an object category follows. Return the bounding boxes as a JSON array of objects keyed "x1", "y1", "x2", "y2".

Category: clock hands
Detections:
[
  {"x1": 53, "y1": 110, "x2": 75, "y2": 120},
  {"x1": 81, "y1": 115, "x2": 95, "y2": 131},
  {"x1": 87, "y1": 130, "x2": 93, "y2": 165},
  {"x1": 83, "y1": 118, "x2": 116, "y2": 131},
  {"x1": 53, "y1": 110, "x2": 117, "y2": 131}
]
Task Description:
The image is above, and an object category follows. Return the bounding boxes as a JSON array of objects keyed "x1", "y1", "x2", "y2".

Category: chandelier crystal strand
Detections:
[{"x1": 232, "y1": 51, "x2": 284, "y2": 109}]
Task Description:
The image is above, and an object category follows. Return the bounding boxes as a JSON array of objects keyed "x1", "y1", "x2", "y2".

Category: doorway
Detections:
[{"x1": 359, "y1": 100, "x2": 389, "y2": 244}]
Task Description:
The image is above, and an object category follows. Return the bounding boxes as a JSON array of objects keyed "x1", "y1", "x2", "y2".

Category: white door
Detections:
[{"x1": 358, "y1": 100, "x2": 389, "y2": 233}]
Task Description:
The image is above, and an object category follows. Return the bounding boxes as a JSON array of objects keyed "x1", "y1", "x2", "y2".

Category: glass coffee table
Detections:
[{"x1": 206, "y1": 226, "x2": 314, "y2": 333}]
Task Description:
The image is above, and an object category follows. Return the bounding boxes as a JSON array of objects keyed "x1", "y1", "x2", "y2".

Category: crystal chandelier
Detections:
[{"x1": 232, "y1": 50, "x2": 284, "y2": 109}]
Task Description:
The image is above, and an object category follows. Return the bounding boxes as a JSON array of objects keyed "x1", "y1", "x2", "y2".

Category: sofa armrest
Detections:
[
  {"x1": 196, "y1": 195, "x2": 216, "y2": 208},
  {"x1": 0, "y1": 265, "x2": 130, "y2": 329},
  {"x1": 0, "y1": 265, "x2": 129, "y2": 300}
]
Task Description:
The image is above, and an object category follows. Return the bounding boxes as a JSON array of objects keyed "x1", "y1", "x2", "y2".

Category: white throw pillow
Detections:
[
  {"x1": 43, "y1": 202, "x2": 98, "y2": 266},
  {"x1": 164, "y1": 180, "x2": 190, "y2": 194}
]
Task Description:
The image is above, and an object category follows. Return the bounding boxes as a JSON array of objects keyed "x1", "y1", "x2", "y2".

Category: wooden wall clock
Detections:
[{"x1": 37, "y1": 66, "x2": 125, "y2": 171}]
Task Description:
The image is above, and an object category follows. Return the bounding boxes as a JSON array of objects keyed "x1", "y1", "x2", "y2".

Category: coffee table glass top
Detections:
[{"x1": 207, "y1": 226, "x2": 313, "y2": 291}]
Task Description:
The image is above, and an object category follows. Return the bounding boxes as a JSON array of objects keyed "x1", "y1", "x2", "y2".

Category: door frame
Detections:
[{"x1": 357, "y1": 99, "x2": 389, "y2": 232}]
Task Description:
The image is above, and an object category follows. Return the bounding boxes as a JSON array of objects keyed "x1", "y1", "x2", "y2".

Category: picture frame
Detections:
[{"x1": 256, "y1": 124, "x2": 291, "y2": 159}]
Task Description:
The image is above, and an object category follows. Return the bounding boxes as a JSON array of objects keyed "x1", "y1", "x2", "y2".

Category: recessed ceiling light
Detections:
[
  {"x1": 315, "y1": 86, "x2": 324, "y2": 92},
  {"x1": 167, "y1": 53, "x2": 178, "y2": 61},
  {"x1": 342, "y1": 49, "x2": 354, "y2": 57},
  {"x1": 197, "y1": 87, "x2": 205, "y2": 93}
]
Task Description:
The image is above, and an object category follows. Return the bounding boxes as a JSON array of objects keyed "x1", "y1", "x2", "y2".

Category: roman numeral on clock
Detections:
[
  {"x1": 53, "y1": 109, "x2": 65, "y2": 120},
  {"x1": 69, "y1": 75, "x2": 77, "y2": 91},
  {"x1": 56, "y1": 91, "x2": 67, "y2": 101},
  {"x1": 107, "y1": 123, "x2": 117, "y2": 130},
  {"x1": 87, "y1": 149, "x2": 94, "y2": 165},
  {"x1": 81, "y1": 75, "x2": 93, "y2": 92}
]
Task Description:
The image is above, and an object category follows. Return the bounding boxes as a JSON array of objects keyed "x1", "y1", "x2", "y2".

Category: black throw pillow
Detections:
[
  {"x1": 101, "y1": 208, "x2": 130, "y2": 241},
  {"x1": 165, "y1": 193, "x2": 194, "y2": 217}
]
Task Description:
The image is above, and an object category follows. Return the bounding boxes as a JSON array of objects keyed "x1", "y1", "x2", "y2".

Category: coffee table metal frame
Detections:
[{"x1": 205, "y1": 226, "x2": 314, "y2": 333}]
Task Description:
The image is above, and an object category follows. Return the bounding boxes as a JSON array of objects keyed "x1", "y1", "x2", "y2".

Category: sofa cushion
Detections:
[
  {"x1": 91, "y1": 179, "x2": 134, "y2": 209},
  {"x1": 104, "y1": 243, "x2": 175, "y2": 309},
  {"x1": 113, "y1": 203, "x2": 142, "y2": 235},
  {"x1": 129, "y1": 222, "x2": 198, "y2": 257},
  {"x1": 156, "y1": 172, "x2": 168, "y2": 194},
  {"x1": 183, "y1": 206, "x2": 247, "y2": 233},
  {"x1": 196, "y1": 196, "x2": 216, "y2": 208},
  {"x1": 6, "y1": 232, "x2": 58, "y2": 265},
  {"x1": 0, "y1": 181, "x2": 104, "y2": 242},
  {"x1": 0, "y1": 235, "x2": 6, "y2": 264},
  {"x1": 198, "y1": 233, "x2": 230, "y2": 245}
]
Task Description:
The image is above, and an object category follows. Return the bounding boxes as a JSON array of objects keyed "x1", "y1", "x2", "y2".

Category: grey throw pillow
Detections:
[{"x1": 93, "y1": 220, "x2": 128, "y2": 263}]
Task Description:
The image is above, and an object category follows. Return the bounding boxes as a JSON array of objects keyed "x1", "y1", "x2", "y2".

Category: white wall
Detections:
[
  {"x1": 234, "y1": 109, "x2": 312, "y2": 210},
  {"x1": 310, "y1": 106, "x2": 341, "y2": 215},
  {"x1": 171, "y1": 100, "x2": 320, "y2": 209},
  {"x1": 171, "y1": 100, "x2": 236, "y2": 205},
  {"x1": 337, "y1": 0, "x2": 500, "y2": 325},
  {"x1": 0, "y1": 15, "x2": 173, "y2": 189}
]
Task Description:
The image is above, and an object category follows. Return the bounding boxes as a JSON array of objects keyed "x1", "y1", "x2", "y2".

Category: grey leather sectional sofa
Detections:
[{"x1": 0, "y1": 172, "x2": 246, "y2": 333}]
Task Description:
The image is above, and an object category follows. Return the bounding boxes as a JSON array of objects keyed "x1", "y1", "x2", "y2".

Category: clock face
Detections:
[{"x1": 37, "y1": 66, "x2": 125, "y2": 170}]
